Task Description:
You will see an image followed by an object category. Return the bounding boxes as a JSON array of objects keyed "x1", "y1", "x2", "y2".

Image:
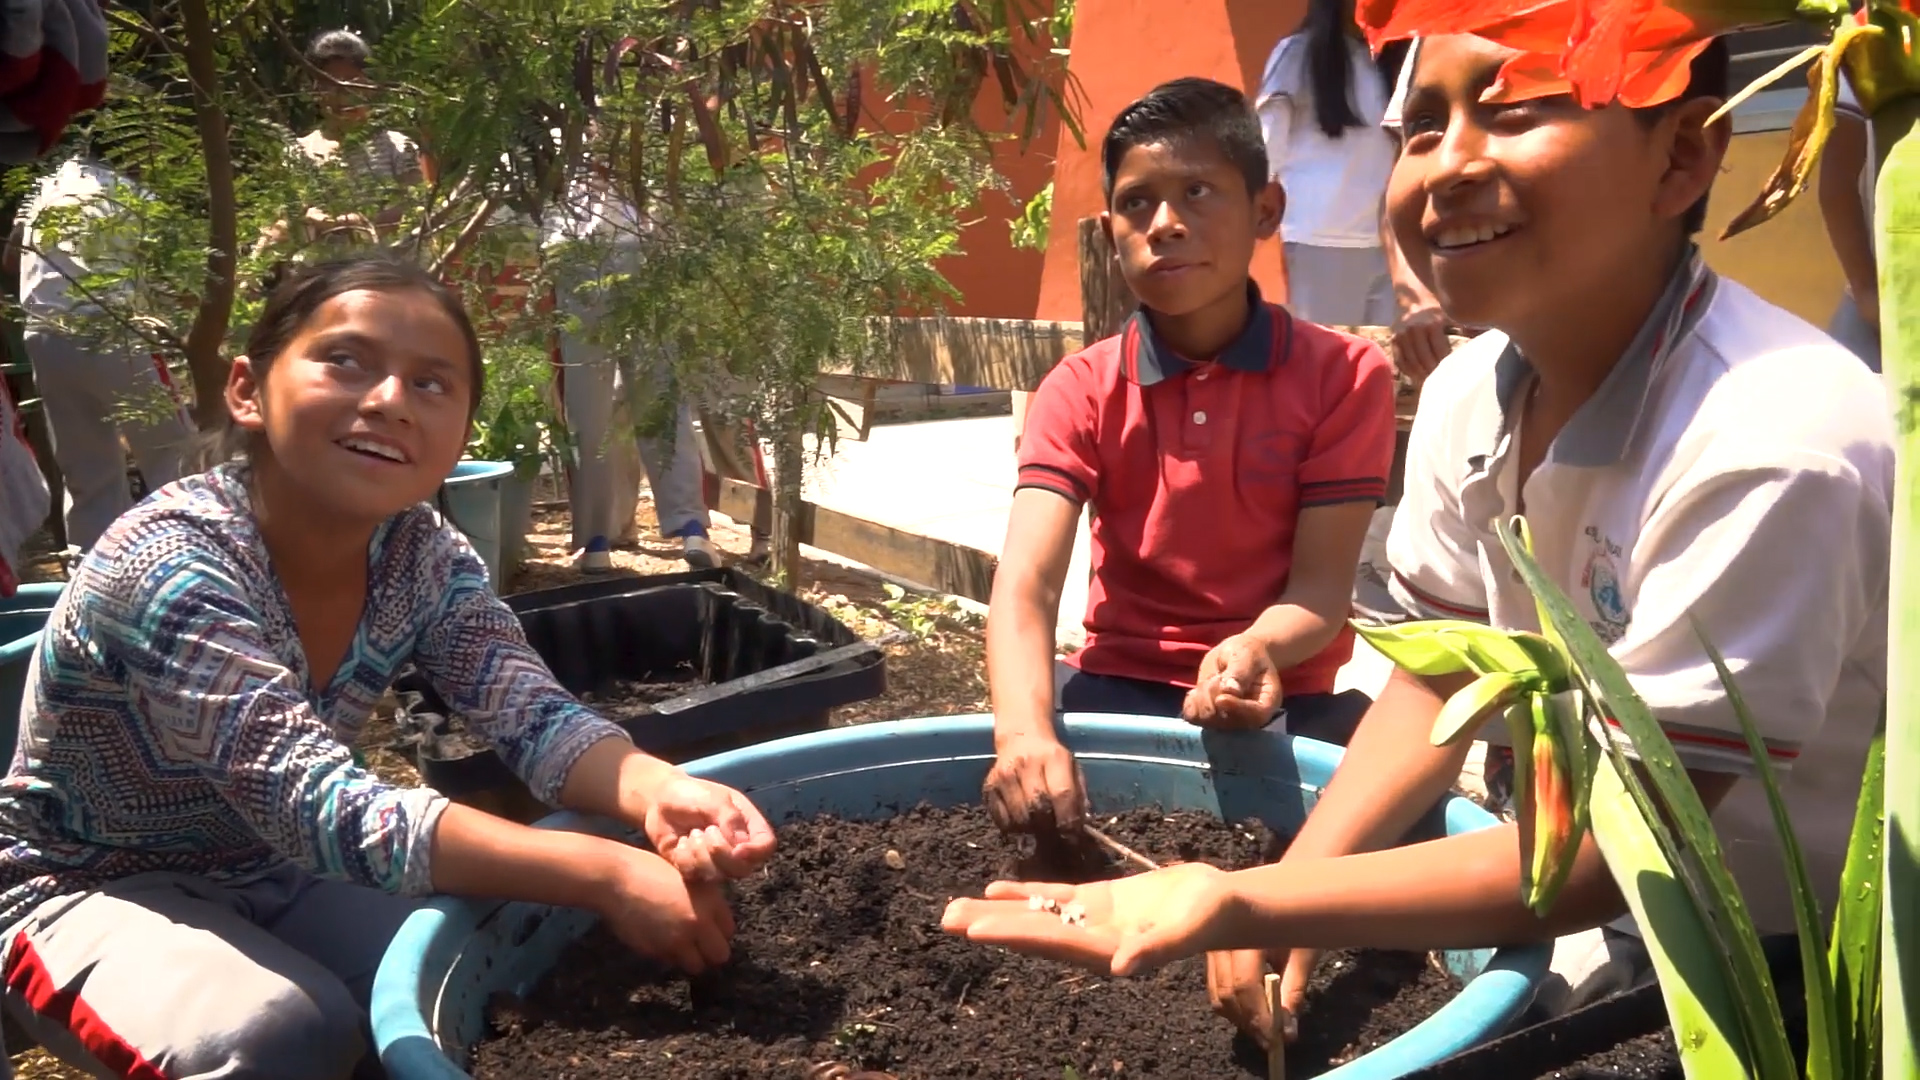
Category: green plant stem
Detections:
[{"x1": 1873, "y1": 88, "x2": 1920, "y2": 1080}]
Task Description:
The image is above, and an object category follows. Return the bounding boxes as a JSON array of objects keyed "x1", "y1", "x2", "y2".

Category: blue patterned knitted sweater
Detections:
[{"x1": 0, "y1": 465, "x2": 629, "y2": 928}]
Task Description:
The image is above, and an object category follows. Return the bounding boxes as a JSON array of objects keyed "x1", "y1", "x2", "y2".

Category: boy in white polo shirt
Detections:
[{"x1": 939, "y1": 30, "x2": 1890, "y2": 1050}]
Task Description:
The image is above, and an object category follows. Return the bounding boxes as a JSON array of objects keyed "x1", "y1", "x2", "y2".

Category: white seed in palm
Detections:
[{"x1": 1059, "y1": 902, "x2": 1087, "y2": 926}]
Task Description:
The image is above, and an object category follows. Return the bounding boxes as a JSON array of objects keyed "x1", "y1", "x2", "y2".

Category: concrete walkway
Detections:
[{"x1": 797, "y1": 415, "x2": 1395, "y2": 699}]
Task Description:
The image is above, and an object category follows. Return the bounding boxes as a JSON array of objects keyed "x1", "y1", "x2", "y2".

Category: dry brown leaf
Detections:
[{"x1": 1720, "y1": 23, "x2": 1878, "y2": 240}]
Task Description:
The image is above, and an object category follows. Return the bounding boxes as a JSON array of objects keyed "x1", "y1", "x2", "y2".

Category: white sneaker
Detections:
[{"x1": 683, "y1": 534, "x2": 718, "y2": 569}]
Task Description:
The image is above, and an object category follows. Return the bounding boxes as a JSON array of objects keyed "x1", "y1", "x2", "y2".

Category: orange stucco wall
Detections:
[
  {"x1": 1030, "y1": 0, "x2": 1309, "y2": 322},
  {"x1": 937, "y1": 82, "x2": 1063, "y2": 319}
]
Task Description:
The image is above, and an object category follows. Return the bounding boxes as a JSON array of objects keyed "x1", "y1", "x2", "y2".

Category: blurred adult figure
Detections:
[{"x1": 1255, "y1": 0, "x2": 1398, "y2": 327}]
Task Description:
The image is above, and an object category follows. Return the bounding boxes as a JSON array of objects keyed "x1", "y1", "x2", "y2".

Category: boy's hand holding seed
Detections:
[
  {"x1": 1183, "y1": 635, "x2": 1283, "y2": 730},
  {"x1": 943, "y1": 862, "x2": 1237, "y2": 974}
]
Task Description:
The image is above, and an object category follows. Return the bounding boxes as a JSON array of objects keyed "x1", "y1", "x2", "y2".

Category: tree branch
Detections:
[
  {"x1": 179, "y1": 0, "x2": 238, "y2": 430},
  {"x1": 427, "y1": 196, "x2": 502, "y2": 278}
]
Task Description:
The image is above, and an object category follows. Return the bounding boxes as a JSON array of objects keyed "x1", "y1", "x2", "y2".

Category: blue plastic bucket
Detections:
[
  {"x1": 0, "y1": 583, "x2": 64, "y2": 756},
  {"x1": 437, "y1": 461, "x2": 516, "y2": 587},
  {"x1": 372, "y1": 714, "x2": 1549, "y2": 1079}
]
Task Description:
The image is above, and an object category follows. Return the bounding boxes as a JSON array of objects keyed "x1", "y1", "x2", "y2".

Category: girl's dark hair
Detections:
[
  {"x1": 307, "y1": 29, "x2": 372, "y2": 70},
  {"x1": 1304, "y1": 0, "x2": 1377, "y2": 139},
  {"x1": 202, "y1": 252, "x2": 486, "y2": 466}
]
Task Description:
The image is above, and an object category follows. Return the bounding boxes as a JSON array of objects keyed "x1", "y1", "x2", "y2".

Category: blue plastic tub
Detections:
[
  {"x1": 1, "y1": 583, "x2": 64, "y2": 756},
  {"x1": 372, "y1": 714, "x2": 1549, "y2": 1079},
  {"x1": 438, "y1": 460, "x2": 516, "y2": 586}
]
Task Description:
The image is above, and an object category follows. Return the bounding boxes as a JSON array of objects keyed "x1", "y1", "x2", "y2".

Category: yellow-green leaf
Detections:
[{"x1": 1432, "y1": 672, "x2": 1525, "y2": 747}]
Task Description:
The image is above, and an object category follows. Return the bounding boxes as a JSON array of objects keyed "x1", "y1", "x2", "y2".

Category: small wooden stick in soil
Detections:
[
  {"x1": 1083, "y1": 823, "x2": 1162, "y2": 872},
  {"x1": 1263, "y1": 972, "x2": 1289, "y2": 1080}
]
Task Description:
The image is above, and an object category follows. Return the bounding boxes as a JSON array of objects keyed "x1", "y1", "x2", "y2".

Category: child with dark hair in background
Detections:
[
  {"x1": 0, "y1": 253, "x2": 776, "y2": 1079},
  {"x1": 982, "y1": 77, "x2": 1395, "y2": 836},
  {"x1": 948, "y1": 32, "x2": 1888, "y2": 1052},
  {"x1": 1255, "y1": 0, "x2": 1400, "y2": 327}
]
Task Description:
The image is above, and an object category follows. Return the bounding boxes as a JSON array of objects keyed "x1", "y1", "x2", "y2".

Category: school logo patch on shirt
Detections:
[{"x1": 1581, "y1": 526, "x2": 1629, "y2": 643}]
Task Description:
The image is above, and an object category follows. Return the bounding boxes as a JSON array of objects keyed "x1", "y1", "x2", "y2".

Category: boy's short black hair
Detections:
[
  {"x1": 1631, "y1": 36, "x2": 1731, "y2": 234},
  {"x1": 1100, "y1": 78, "x2": 1270, "y2": 202},
  {"x1": 307, "y1": 29, "x2": 372, "y2": 70}
]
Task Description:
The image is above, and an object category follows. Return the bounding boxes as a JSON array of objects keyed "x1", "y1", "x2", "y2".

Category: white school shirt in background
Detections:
[
  {"x1": 17, "y1": 158, "x2": 142, "y2": 320},
  {"x1": 292, "y1": 128, "x2": 421, "y2": 187},
  {"x1": 1255, "y1": 34, "x2": 1398, "y2": 247},
  {"x1": 1385, "y1": 251, "x2": 1891, "y2": 935},
  {"x1": 540, "y1": 174, "x2": 648, "y2": 252},
  {"x1": 1380, "y1": 37, "x2": 1418, "y2": 133}
]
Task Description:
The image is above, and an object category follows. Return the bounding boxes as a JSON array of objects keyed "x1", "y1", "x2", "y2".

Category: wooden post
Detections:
[
  {"x1": 770, "y1": 421, "x2": 807, "y2": 589},
  {"x1": 1077, "y1": 216, "x2": 1133, "y2": 344},
  {"x1": 1016, "y1": 216, "x2": 1131, "y2": 453}
]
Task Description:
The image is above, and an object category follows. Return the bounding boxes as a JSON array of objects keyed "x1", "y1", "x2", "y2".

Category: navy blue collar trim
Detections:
[{"x1": 1121, "y1": 283, "x2": 1286, "y2": 386}]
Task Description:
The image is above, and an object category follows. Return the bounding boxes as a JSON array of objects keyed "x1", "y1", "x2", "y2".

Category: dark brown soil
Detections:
[
  {"x1": 580, "y1": 665, "x2": 704, "y2": 720},
  {"x1": 1532, "y1": 1030, "x2": 1678, "y2": 1078},
  {"x1": 469, "y1": 804, "x2": 1462, "y2": 1080}
]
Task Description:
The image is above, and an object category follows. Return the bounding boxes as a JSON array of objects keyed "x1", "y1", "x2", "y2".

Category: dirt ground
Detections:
[{"x1": 7, "y1": 496, "x2": 988, "y2": 1079}]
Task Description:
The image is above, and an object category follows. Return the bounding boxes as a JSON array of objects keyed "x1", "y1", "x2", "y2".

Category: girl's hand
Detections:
[
  {"x1": 641, "y1": 772, "x2": 778, "y2": 882},
  {"x1": 941, "y1": 861, "x2": 1238, "y2": 976},
  {"x1": 594, "y1": 847, "x2": 737, "y2": 974}
]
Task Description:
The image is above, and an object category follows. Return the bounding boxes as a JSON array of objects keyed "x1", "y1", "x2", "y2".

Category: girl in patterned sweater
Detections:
[{"x1": 0, "y1": 254, "x2": 777, "y2": 1080}]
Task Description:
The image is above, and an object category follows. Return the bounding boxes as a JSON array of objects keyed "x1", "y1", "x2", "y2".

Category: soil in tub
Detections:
[{"x1": 471, "y1": 805, "x2": 1464, "y2": 1079}]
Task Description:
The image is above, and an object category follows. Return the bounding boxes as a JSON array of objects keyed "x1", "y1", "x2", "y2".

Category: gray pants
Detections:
[
  {"x1": 554, "y1": 266, "x2": 708, "y2": 551},
  {"x1": 1827, "y1": 294, "x2": 1881, "y2": 373},
  {"x1": 0, "y1": 865, "x2": 419, "y2": 1080},
  {"x1": 22, "y1": 327, "x2": 192, "y2": 552},
  {"x1": 1283, "y1": 243, "x2": 1397, "y2": 328}
]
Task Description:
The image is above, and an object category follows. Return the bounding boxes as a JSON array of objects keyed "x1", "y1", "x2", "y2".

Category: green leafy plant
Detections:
[
  {"x1": 36, "y1": 0, "x2": 1085, "y2": 596},
  {"x1": 1009, "y1": 180, "x2": 1052, "y2": 251},
  {"x1": 1358, "y1": 516, "x2": 1889, "y2": 1079},
  {"x1": 880, "y1": 581, "x2": 980, "y2": 639}
]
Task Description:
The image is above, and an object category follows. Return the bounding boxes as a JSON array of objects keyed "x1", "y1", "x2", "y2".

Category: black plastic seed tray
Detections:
[
  {"x1": 396, "y1": 567, "x2": 885, "y2": 798},
  {"x1": 1400, "y1": 934, "x2": 1805, "y2": 1079}
]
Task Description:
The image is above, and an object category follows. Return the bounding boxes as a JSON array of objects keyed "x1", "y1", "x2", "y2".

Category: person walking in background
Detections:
[
  {"x1": 1823, "y1": 76, "x2": 1880, "y2": 371},
  {"x1": 544, "y1": 135, "x2": 718, "y2": 573},
  {"x1": 1255, "y1": 0, "x2": 1399, "y2": 328},
  {"x1": 4, "y1": 151, "x2": 191, "y2": 554},
  {"x1": 262, "y1": 29, "x2": 424, "y2": 257}
]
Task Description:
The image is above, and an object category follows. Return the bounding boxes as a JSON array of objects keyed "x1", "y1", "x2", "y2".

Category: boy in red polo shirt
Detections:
[{"x1": 984, "y1": 77, "x2": 1397, "y2": 836}]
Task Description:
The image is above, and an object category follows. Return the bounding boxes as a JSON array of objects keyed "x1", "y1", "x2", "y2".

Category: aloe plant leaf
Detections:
[
  {"x1": 1494, "y1": 517, "x2": 1798, "y2": 1078},
  {"x1": 1694, "y1": 623, "x2": 1843, "y2": 1080},
  {"x1": 1588, "y1": 753, "x2": 1753, "y2": 1078},
  {"x1": 1350, "y1": 620, "x2": 1479, "y2": 676},
  {"x1": 1874, "y1": 80, "x2": 1920, "y2": 1080},
  {"x1": 1829, "y1": 724, "x2": 1885, "y2": 1080},
  {"x1": 1432, "y1": 671, "x2": 1524, "y2": 747}
]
